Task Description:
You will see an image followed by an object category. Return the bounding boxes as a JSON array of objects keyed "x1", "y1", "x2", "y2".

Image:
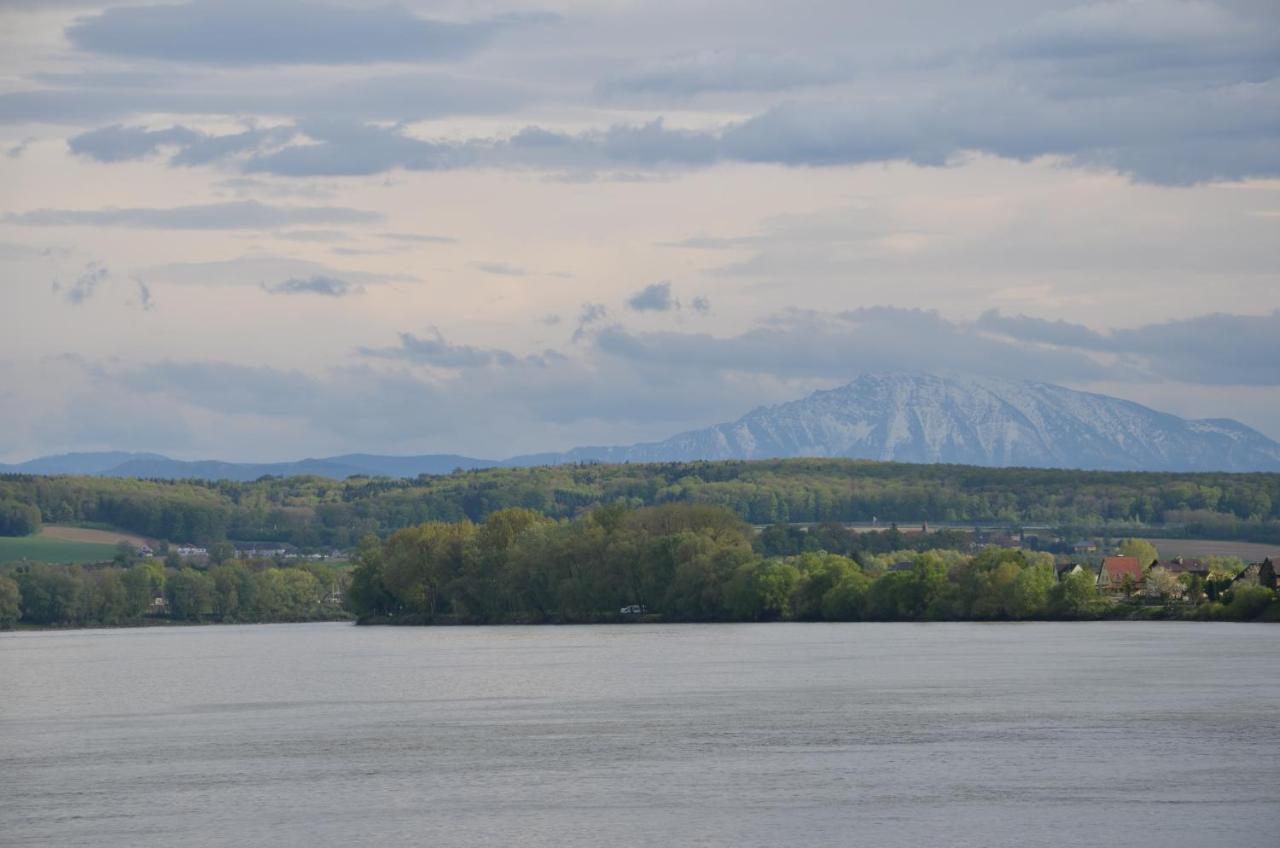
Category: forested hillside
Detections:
[{"x1": 1, "y1": 459, "x2": 1278, "y2": 548}]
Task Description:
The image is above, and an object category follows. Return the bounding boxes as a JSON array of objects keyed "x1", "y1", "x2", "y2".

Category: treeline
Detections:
[
  {"x1": 345, "y1": 504, "x2": 1280, "y2": 625},
  {"x1": 2, "y1": 459, "x2": 1279, "y2": 547},
  {"x1": 0, "y1": 558, "x2": 349, "y2": 629}
]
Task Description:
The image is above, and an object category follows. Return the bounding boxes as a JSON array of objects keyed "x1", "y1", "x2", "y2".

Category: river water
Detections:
[{"x1": 2, "y1": 622, "x2": 1277, "y2": 847}]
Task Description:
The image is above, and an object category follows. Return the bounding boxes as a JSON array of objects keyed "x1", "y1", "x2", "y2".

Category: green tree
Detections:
[
  {"x1": 209, "y1": 541, "x2": 237, "y2": 565},
  {"x1": 820, "y1": 570, "x2": 872, "y2": 620},
  {"x1": 381, "y1": 521, "x2": 477, "y2": 619},
  {"x1": 0, "y1": 499, "x2": 41, "y2": 536},
  {"x1": 1143, "y1": 567, "x2": 1183, "y2": 602},
  {"x1": 1051, "y1": 569, "x2": 1100, "y2": 618},
  {"x1": 346, "y1": 534, "x2": 395, "y2": 619},
  {"x1": 114, "y1": 541, "x2": 141, "y2": 568},
  {"x1": 1226, "y1": 586, "x2": 1274, "y2": 621},
  {"x1": 167, "y1": 569, "x2": 214, "y2": 620},
  {"x1": 1007, "y1": 564, "x2": 1055, "y2": 619},
  {"x1": 0, "y1": 575, "x2": 20, "y2": 628},
  {"x1": 14, "y1": 566, "x2": 80, "y2": 624},
  {"x1": 1118, "y1": 539, "x2": 1159, "y2": 567}
]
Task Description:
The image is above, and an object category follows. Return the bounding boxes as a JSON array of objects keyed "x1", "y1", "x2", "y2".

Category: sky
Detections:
[{"x1": 1, "y1": 0, "x2": 1278, "y2": 462}]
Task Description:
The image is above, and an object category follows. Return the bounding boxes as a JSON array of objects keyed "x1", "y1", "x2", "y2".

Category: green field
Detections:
[{"x1": 0, "y1": 535, "x2": 117, "y2": 565}]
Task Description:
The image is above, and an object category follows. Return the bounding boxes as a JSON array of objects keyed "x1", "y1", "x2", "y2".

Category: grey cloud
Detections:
[
  {"x1": 262, "y1": 275, "x2": 359, "y2": 297},
  {"x1": 9, "y1": 2, "x2": 1279, "y2": 186},
  {"x1": 595, "y1": 307, "x2": 1113, "y2": 384},
  {"x1": 52, "y1": 263, "x2": 109, "y2": 304},
  {"x1": 472, "y1": 261, "x2": 527, "y2": 277},
  {"x1": 976, "y1": 310, "x2": 1106, "y2": 347},
  {"x1": 1, "y1": 73, "x2": 528, "y2": 126},
  {"x1": 234, "y1": 118, "x2": 720, "y2": 177},
  {"x1": 115, "y1": 360, "x2": 322, "y2": 417},
  {"x1": 598, "y1": 50, "x2": 852, "y2": 97},
  {"x1": 241, "y1": 119, "x2": 467, "y2": 176},
  {"x1": 990, "y1": 0, "x2": 1280, "y2": 84},
  {"x1": 227, "y1": 77, "x2": 1280, "y2": 184},
  {"x1": 979, "y1": 308, "x2": 1280, "y2": 386},
  {"x1": 170, "y1": 126, "x2": 295, "y2": 166},
  {"x1": 6, "y1": 137, "x2": 35, "y2": 158},
  {"x1": 68, "y1": 124, "x2": 201, "y2": 162},
  {"x1": 69, "y1": 123, "x2": 295, "y2": 166},
  {"x1": 360, "y1": 329, "x2": 535, "y2": 369},
  {"x1": 573, "y1": 302, "x2": 608, "y2": 342},
  {"x1": 66, "y1": 0, "x2": 542, "y2": 65},
  {"x1": 7, "y1": 200, "x2": 381, "y2": 229},
  {"x1": 691, "y1": 296, "x2": 712, "y2": 315},
  {"x1": 627, "y1": 281, "x2": 679, "y2": 312}
]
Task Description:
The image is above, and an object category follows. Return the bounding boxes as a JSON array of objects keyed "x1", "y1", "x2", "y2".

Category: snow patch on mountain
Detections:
[{"x1": 519, "y1": 372, "x2": 1280, "y2": 472}]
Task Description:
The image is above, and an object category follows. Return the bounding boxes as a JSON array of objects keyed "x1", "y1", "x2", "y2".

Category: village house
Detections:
[
  {"x1": 1055, "y1": 562, "x2": 1088, "y2": 581},
  {"x1": 1149, "y1": 557, "x2": 1209, "y2": 579},
  {"x1": 1096, "y1": 555, "x2": 1145, "y2": 594},
  {"x1": 1233, "y1": 558, "x2": 1278, "y2": 590}
]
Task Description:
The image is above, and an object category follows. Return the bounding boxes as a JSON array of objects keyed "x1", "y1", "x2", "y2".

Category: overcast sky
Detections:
[{"x1": 1, "y1": 0, "x2": 1278, "y2": 461}]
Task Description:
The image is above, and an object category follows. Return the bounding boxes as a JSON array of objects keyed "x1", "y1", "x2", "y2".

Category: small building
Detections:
[
  {"x1": 1055, "y1": 562, "x2": 1088, "y2": 581},
  {"x1": 1097, "y1": 556, "x2": 1145, "y2": 594},
  {"x1": 886, "y1": 561, "x2": 916, "y2": 573},
  {"x1": 1149, "y1": 557, "x2": 1208, "y2": 579},
  {"x1": 1233, "y1": 558, "x2": 1278, "y2": 590}
]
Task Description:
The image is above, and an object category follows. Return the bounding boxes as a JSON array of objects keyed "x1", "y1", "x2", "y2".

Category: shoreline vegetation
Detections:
[
  {"x1": 342, "y1": 504, "x2": 1279, "y2": 627},
  {"x1": 2, "y1": 459, "x2": 1279, "y2": 630}
]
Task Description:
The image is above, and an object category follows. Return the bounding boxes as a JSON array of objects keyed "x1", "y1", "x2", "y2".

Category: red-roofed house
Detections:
[{"x1": 1097, "y1": 556, "x2": 1145, "y2": 595}]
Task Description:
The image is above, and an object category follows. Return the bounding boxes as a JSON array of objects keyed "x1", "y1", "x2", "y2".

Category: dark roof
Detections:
[
  {"x1": 1151, "y1": 557, "x2": 1207, "y2": 574},
  {"x1": 887, "y1": 561, "x2": 915, "y2": 572}
]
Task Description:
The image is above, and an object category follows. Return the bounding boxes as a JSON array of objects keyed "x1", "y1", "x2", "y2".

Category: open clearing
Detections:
[
  {"x1": 39, "y1": 525, "x2": 155, "y2": 546},
  {"x1": 0, "y1": 535, "x2": 117, "y2": 565},
  {"x1": 1142, "y1": 538, "x2": 1280, "y2": 561}
]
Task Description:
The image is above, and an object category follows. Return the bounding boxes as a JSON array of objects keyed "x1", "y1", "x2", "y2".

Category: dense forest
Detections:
[
  {"x1": 1, "y1": 459, "x2": 1278, "y2": 549},
  {"x1": 342, "y1": 503, "x2": 1278, "y2": 625},
  {"x1": 0, "y1": 554, "x2": 349, "y2": 629}
]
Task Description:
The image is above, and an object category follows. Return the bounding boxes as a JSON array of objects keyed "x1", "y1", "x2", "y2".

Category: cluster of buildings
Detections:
[
  {"x1": 1059, "y1": 555, "x2": 1277, "y2": 597},
  {"x1": 131, "y1": 542, "x2": 345, "y2": 563}
]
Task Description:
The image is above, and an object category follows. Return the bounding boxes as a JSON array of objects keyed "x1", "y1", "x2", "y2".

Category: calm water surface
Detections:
[{"x1": 2, "y1": 622, "x2": 1277, "y2": 847}]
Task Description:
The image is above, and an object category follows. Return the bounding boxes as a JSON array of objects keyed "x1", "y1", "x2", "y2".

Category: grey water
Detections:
[{"x1": 1, "y1": 622, "x2": 1277, "y2": 847}]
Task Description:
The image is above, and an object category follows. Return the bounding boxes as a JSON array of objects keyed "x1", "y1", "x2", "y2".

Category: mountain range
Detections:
[{"x1": 4, "y1": 373, "x2": 1278, "y2": 479}]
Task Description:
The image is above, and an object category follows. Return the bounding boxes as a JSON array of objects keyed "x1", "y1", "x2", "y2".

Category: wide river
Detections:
[{"x1": 2, "y1": 622, "x2": 1277, "y2": 847}]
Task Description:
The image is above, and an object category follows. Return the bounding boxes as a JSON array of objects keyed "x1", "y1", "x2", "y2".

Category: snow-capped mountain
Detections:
[
  {"x1": 512, "y1": 373, "x2": 1280, "y2": 472},
  {"x1": 7, "y1": 374, "x2": 1278, "y2": 477}
]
